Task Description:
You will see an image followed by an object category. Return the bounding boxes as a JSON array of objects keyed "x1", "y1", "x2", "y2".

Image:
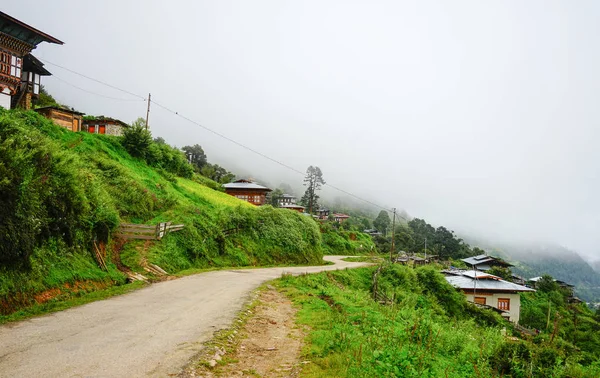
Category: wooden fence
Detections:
[{"x1": 115, "y1": 222, "x2": 185, "y2": 241}]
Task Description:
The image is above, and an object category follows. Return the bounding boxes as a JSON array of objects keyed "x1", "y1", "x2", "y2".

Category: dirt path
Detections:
[
  {"x1": 0, "y1": 256, "x2": 369, "y2": 378},
  {"x1": 184, "y1": 288, "x2": 305, "y2": 378}
]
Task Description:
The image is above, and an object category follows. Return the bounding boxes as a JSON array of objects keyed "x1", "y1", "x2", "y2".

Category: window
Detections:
[
  {"x1": 497, "y1": 298, "x2": 510, "y2": 311},
  {"x1": 0, "y1": 52, "x2": 10, "y2": 76},
  {"x1": 474, "y1": 297, "x2": 486, "y2": 305},
  {"x1": 0, "y1": 52, "x2": 22, "y2": 78},
  {"x1": 10, "y1": 55, "x2": 22, "y2": 78}
]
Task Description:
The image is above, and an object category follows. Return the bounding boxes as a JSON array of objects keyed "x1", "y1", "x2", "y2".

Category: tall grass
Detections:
[
  {"x1": 277, "y1": 265, "x2": 600, "y2": 377},
  {"x1": 0, "y1": 109, "x2": 322, "y2": 316}
]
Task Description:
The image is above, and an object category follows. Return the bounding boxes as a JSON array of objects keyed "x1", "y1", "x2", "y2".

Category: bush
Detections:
[{"x1": 122, "y1": 124, "x2": 152, "y2": 159}]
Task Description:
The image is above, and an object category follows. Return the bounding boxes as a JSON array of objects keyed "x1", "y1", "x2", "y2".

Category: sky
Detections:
[{"x1": 6, "y1": 1, "x2": 600, "y2": 262}]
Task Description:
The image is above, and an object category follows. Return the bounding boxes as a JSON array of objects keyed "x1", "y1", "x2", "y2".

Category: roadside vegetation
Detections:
[
  {"x1": 0, "y1": 109, "x2": 322, "y2": 318},
  {"x1": 277, "y1": 265, "x2": 600, "y2": 377}
]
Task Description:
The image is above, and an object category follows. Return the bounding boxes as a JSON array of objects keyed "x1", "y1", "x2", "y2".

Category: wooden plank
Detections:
[
  {"x1": 166, "y1": 224, "x2": 185, "y2": 229},
  {"x1": 118, "y1": 225, "x2": 156, "y2": 230},
  {"x1": 119, "y1": 223, "x2": 156, "y2": 228},
  {"x1": 114, "y1": 234, "x2": 157, "y2": 240}
]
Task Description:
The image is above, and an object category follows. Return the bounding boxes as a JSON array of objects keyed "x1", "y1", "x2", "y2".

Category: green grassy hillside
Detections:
[
  {"x1": 0, "y1": 109, "x2": 322, "y2": 317},
  {"x1": 277, "y1": 265, "x2": 600, "y2": 377}
]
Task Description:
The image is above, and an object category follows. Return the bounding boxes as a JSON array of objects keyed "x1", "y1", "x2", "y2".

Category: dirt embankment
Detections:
[{"x1": 184, "y1": 288, "x2": 307, "y2": 377}]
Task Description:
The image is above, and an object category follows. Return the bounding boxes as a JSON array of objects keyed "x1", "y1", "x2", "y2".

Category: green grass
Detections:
[
  {"x1": 0, "y1": 108, "x2": 323, "y2": 317},
  {"x1": 0, "y1": 280, "x2": 146, "y2": 324},
  {"x1": 276, "y1": 265, "x2": 600, "y2": 377}
]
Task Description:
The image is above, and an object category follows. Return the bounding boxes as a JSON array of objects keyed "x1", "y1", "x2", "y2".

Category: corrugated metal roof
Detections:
[
  {"x1": 462, "y1": 254, "x2": 513, "y2": 268},
  {"x1": 222, "y1": 182, "x2": 271, "y2": 191},
  {"x1": 444, "y1": 270, "x2": 535, "y2": 292}
]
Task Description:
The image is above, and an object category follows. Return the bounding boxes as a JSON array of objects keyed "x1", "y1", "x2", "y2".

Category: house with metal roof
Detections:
[
  {"x1": 0, "y1": 11, "x2": 63, "y2": 110},
  {"x1": 277, "y1": 194, "x2": 305, "y2": 213},
  {"x1": 461, "y1": 254, "x2": 513, "y2": 271},
  {"x1": 443, "y1": 269, "x2": 534, "y2": 323},
  {"x1": 223, "y1": 179, "x2": 272, "y2": 206}
]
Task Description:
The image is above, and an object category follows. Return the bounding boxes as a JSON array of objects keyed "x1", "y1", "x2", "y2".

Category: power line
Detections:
[
  {"x1": 39, "y1": 61, "x2": 401, "y2": 214},
  {"x1": 40, "y1": 58, "x2": 146, "y2": 100},
  {"x1": 51, "y1": 74, "x2": 145, "y2": 102}
]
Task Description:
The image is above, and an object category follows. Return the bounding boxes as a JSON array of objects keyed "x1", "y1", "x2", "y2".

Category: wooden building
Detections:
[
  {"x1": 461, "y1": 254, "x2": 514, "y2": 271},
  {"x1": 0, "y1": 11, "x2": 63, "y2": 110},
  {"x1": 223, "y1": 179, "x2": 272, "y2": 206},
  {"x1": 34, "y1": 106, "x2": 83, "y2": 132},
  {"x1": 278, "y1": 194, "x2": 305, "y2": 213},
  {"x1": 317, "y1": 208, "x2": 330, "y2": 220},
  {"x1": 83, "y1": 117, "x2": 129, "y2": 136},
  {"x1": 332, "y1": 213, "x2": 350, "y2": 223}
]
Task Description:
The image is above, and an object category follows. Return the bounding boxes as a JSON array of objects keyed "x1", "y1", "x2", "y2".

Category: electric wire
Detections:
[
  {"x1": 39, "y1": 61, "x2": 403, "y2": 215},
  {"x1": 52, "y1": 74, "x2": 145, "y2": 102}
]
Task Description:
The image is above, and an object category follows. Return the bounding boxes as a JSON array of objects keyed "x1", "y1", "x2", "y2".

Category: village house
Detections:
[
  {"x1": 0, "y1": 11, "x2": 63, "y2": 110},
  {"x1": 223, "y1": 179, "x2": 272, "y2": 206},
  {"x1": 83, "y1": 117, "x2": 129, "y2": 136},
  {"x1": 461, "y1": 254, "x2": 513, "y2": 271},
  {"x1": 317, "y1": 208, "x2": 330, "y2": 220},
  {"x1": 332, "y1": 213, "x2": 350, "y2": 223},
  {"x1": 34, "y1": 106, "x2": 83, "y2": 132},
  {"x1": 444, "y1": 269, "x2": 535, "y2": 323},
  {"x1": 277, "y1": 194, "x2": 305, "y2": 213}
]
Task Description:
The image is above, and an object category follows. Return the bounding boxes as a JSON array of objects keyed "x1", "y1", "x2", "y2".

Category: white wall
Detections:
[
  {"x1": 0, "y1": 89, "x2": 11, "y2": 109},
  {"x1": 465, "y1": 292, "x2": 522, "y2": 323}
]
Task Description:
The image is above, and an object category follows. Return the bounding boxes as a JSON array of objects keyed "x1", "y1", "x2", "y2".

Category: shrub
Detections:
[{"x1": 121, "y1": 124, "x2": 152, "y2": 159}]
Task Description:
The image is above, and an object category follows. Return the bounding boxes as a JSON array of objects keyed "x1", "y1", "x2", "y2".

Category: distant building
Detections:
[
  {"x1": 0, "y1": 11, "x2": 63, "y2": 110},
  {"x1": 461, "y1": 254, "x2": 514, "y2": 271},
  {"x1": 317, "y1": 208, "x2": 330, "y2": 220},
  {"x1": 83, "y1": 117, "x2": 129, "y2": 136},
  {"x1": 223, "y1": 179, "x2": 272, "y2": 206},
  {"x1": 528, "y1": 276, "x2": 577, "y2": 298},
  {"x1": 34, "y1": 106, "x2": 83, "y2": 132},
  {"x1": 332, "y1": 213, "x2": 350, "y2": 223},
  {"x1": 363, "y1": 229, "x2": 383, "y2": 237},
  {"x1": 444, "y1": 269, "x2": 534, "y2": 323},
  {"x1": 277, "y1": 194, "x2": 304, "y2": 213}
]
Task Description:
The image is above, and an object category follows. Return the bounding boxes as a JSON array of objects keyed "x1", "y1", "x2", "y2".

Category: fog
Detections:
[{"x1": 7, "y1": 1, "x2": 600, "y2": 261}]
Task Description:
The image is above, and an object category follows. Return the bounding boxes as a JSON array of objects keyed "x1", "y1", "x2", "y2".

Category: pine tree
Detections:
[{"x1": 300, "y1": 166, "x2": 325, "y2": 214}]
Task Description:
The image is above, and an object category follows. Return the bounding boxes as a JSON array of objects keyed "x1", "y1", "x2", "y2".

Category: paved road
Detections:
[{"x1": 0, "y1": 256, "x2": 370, "y2": 378}]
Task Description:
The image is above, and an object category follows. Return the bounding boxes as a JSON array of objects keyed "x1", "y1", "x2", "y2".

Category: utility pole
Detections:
[
  {"x1": 145, "y1": 93, "x2": 151, "y2": 130},
  {"x1": 425, "y1": 237, "x2": 427, "y2": 259},
  {"x1": 390, "y1": 208, "x2": 396, "y2": 262}
]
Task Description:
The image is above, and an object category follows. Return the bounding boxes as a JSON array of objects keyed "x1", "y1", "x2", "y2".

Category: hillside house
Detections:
[
  {"x1": 83, "y1": 117, "x2": 129, "y2": 136},
  {"x1": 461, "y1": 254, "x2": 513, "y2": 271},
  {"x1": 223, "y1": 179, "x2": 272, "y2": 206},
  {"x1": 333, "y1": 213, "x2": 350, "y2": 223},
  {"x1": 0, "y1": 11, "x2": 63, "y2": 110},
  {"x1": 444, "y1": 270, "x2": 535, "y2": 323},
  {"x1": 317, "y1": 208, "x2": 330, "y2": 220},
  {"x1": 34, "y1": 106, "x2": 83, "y2": 132},
  {"x1": 277, "y1": 194, "x2": 304, "y2": 213}
]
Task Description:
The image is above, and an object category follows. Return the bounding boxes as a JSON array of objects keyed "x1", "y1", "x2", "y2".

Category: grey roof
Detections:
[
  {"x1": 280, "y1": 203, "x2": 304, "y2": 209},
  {"x1": 461, "y1": 254, "x2": 513, "y2": 268},
  {"x1": 444, "y1": 270, "x2": 535, "y2": 292},
  {"x1": 281, "y1": 194, "x2": 296, "y2": 198},
  {"x1": 222, "y1": 182, "x2": 271, "y2": 191}
]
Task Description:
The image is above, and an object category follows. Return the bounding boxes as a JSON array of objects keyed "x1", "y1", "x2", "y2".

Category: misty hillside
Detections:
[{"x1": 491, "y1": 243, "x2": 600, "y2": 303}]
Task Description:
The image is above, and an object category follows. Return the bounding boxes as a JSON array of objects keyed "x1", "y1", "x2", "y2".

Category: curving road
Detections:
[{"x1": 0, "y1": 256, "x2": 370, "y2": 378}]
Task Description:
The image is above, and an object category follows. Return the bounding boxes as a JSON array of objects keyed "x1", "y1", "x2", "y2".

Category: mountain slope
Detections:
[{"x1": 0, "y1": 109, "x2": 322, "y2": 315}]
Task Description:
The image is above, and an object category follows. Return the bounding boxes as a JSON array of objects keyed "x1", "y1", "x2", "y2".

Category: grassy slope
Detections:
[
  {"x1": 0, "y1": 109, "x2": 322, "y2": 317},
  {"x1": 277, "y1": 265, "x2": 600, "y2": 378}
]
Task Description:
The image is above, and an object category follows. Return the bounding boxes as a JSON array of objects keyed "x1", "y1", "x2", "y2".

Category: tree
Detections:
[
  {"x1": 537, "y1": 275, "x2": 560, "y2": 293},
  {"x1": 267, "y1": 188, "x2": 284, "y2": 207},
  {"x1": 122, "y1": 118, "x2": 152, "y2": 159},
  {"x1": 373, "y1": 210, "x2": 391, "y2": 235},
  {"x1": 154, "y1": 137, "x2": 166, "y2": 144},
  {"x1": 300, "y1": 166, "x2": 325, "y2": 214},
  {"x1": 182, "y1": 144, "x2": 207, "y2": 171}
]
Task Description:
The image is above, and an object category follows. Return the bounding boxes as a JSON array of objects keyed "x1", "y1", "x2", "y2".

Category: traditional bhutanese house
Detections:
[
  {"x1": 528, "y1": 277, "x2": 576, "y2": 297},
  {"x1": 317, "y1": 208, "x2": 330, "y2": 220},
  {"x1": 83, "y1": 117, "x2": 129, "y2": 136},
  {"x1": 277, "y1": 194, "x2": 305, "y2": 213},
  {"x1": 34, "y1": 106, "x2": 84, "y2": 132},
  {"x1": 444, "y1": 269, "x2": 535, "y2": 323},
  {"x1": 461, "y1": 254, "x2": 513, "y2": 271},
  {"x1": 0, "y1": 11, "x2": 63, "y2": 110},
  {"x1": 223, "y1": 179, "x2": 272, "y2": 206},
  {"x1": 332, "y1": 213, "x2": 350, "y2": 223}
]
